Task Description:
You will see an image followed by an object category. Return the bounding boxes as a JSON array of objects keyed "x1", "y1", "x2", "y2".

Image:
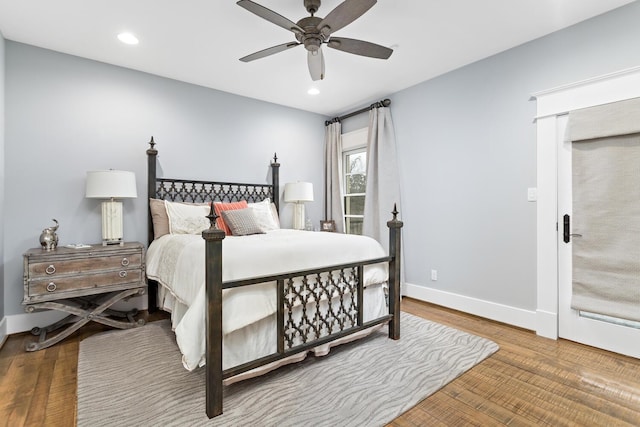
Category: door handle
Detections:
[{"x1": 563, "y1": 214, "x2": 582, "y2": 243}]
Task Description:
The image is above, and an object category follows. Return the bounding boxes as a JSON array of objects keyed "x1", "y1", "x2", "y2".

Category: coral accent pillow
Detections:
[{"x1": 213, "y1": 201, "x2": 248, "y2": 234}]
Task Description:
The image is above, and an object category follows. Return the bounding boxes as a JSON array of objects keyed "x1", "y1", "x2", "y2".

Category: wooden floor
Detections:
[{"x1": 1, "y1": 298, "x2": 639, "y2": 426}]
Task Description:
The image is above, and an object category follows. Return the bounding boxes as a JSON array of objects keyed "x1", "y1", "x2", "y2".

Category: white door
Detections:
[{"x1": 557, "y1": 115, "x2": 640, "y2": 358}]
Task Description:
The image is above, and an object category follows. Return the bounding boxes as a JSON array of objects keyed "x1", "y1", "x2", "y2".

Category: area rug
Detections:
[{"x1": 77, "y1": 312, "x2": 498, "y2": 426}]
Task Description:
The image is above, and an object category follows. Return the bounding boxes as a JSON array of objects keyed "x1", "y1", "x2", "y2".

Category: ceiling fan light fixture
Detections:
[
  {"x1": 307, "y1": 87, "x2": 320, "y2": 95},
  {"x1": 304, "y1": 39, "x2": 321, "y2": 52}
]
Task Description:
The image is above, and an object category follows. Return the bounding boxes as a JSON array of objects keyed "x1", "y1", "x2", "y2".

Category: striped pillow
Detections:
[
  {"x1": 213, "y1": 201, "x2": 248, "y2": 235},
  {"x1": 220, "y1": 208, "x2": 266, "y2": 236}
]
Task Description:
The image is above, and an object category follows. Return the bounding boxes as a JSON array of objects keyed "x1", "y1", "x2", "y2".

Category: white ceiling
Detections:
[{"x1": 0, "y1": 0, "x2": 635, "y2": 116}]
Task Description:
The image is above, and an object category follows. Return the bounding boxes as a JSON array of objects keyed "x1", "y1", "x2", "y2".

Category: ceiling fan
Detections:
[{"x1": 236, "y1": 0, "x2": 393, "y2": 81}]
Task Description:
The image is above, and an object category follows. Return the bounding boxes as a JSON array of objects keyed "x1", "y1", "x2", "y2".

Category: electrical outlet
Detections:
[{"x1": 431, "y1": 269, "x2": 438, "y2": 281}]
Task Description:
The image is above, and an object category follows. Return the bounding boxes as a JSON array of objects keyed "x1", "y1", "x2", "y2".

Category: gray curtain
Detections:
[
  {"x1": 363, "y1": 106, "x2": 401, "y2": 254},
  {"x1": 323, "y1": 121, "x2": 345, "y2": 233},
  {"x1": 567, "y1": 97, "x2": 640, "y2": 322}
]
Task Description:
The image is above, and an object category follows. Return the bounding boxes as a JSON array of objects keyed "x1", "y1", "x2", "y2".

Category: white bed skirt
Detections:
[{"x1": 157, "y1": 283, "x2": 389, "y2": 384}]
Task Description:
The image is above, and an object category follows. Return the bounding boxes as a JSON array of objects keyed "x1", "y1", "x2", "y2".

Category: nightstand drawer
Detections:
[
  {"x1": 28, "y1": 253, "x2": 142, "y2": 278},
  {"x1": 27, "y1": 268, "x2": 143, "y2": 300}
]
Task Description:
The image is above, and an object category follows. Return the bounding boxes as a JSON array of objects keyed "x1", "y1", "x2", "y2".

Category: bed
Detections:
[{"x1": 144, "y1": 139, "x2": 403, "y2": 418}]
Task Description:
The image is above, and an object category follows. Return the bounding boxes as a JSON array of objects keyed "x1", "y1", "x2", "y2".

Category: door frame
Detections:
[{"x1": 532, "y1": 65, "x2": 640, "y2": 339}]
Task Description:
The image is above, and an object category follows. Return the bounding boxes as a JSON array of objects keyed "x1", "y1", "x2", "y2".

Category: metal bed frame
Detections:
[{"x1": 146, "y1": 139, "x2": 403, "y2": 418}]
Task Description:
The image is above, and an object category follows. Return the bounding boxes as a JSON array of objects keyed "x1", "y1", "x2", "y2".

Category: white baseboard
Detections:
[
  {"x1": 6, "y1": 310, "x2": 69, "y2": 335},
  {"x1": 535, "y1": 309, "x2": 558, "y2": 339},
  {"x1": 404, "y1": 283, "x2": 538, "y2": 332},
  {"x1": 5, "y1": 294, "x2": 147, "y2": 335},
  {"x1": 0, "y1": 317, "x2": 7, "y2": 350}
]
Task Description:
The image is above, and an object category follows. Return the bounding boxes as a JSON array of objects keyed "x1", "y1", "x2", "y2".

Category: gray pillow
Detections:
[{"x1": 220, "y1": 208, "x2": 267, "y2": 236}]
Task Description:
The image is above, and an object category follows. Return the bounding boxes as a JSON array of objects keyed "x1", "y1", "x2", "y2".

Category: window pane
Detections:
[
  {"x1": 346, "y1": 152, "x2": 366, "y2": 174},
  {"x1": 346, "y1": 173, "x2": 366, "y2": 194},
  {"x1": 346, "y1": 217, "x2": 363, "y2": 235},
  {"x1": 343, "y1": 147, "x2": 367, "y2": 235},
  {"x1": 345, "y1": 195, "x2": 365, "y2": 215}
]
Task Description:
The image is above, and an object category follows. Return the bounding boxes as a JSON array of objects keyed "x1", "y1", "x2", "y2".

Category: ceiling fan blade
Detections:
[
  {"x1": 317, "y1": 0, "x2": 376, "y2": 36},
  {"x1": 327, "y1": 37, "x2": 392, "y2": 59},
  {"x1": 240, "y1": 42, "x2": 301, "y2": 62},
  {"x1": 308, "y1": 49, "x2": 325, "y2": 81},
  {"x1": 236, "y1": 0, "x2": 304, "y2": 34}
]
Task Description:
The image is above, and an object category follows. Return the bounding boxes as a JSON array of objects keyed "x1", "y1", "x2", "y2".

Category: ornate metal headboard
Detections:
[{"x1": 146, "y1": 137, "x2": 280, "y2": 246}]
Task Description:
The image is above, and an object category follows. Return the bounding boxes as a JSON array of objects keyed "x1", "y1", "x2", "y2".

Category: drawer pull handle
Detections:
[
  {"x1": 46, "y1": 282, "x2": 57, "y2": 292},
  {"x1": 45, "y1": 265, "x2": 56, "y2": 275},
  {"x1": 119, "y1": 271, "x2": 127, "y2": 278},
  {"x1": 121, "y1": 258, "x2": 130, "y2": 267}
]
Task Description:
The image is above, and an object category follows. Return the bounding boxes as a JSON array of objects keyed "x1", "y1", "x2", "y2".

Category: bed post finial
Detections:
[
  {"x1": 391, "y1": 203, "x2": 399, "y2": 221},
  {"x1": 146, "y1": 136, "x2": 157, "y2": 155},
  {"x1": 206, "y1": 204, "x2": 220, "y2": 230},
  {"x1": 271, "y1": 153, "x2": 280, "y2": 214}
]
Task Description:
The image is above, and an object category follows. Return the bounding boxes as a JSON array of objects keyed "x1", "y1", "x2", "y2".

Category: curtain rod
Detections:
[{"x1": 325, "y1": 99, "x2": 391, "y2": 126}]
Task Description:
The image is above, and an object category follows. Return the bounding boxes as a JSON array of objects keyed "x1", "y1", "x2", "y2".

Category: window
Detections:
[
  {"x1": 341, "y1": 127, "x2": 368, "y2": 235},
  {"x1": 343, "y1": 148, "x2": 366, "y2": 235}
]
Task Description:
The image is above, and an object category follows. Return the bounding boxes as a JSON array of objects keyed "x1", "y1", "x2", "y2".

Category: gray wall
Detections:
[
  {"x1": 0, "y1": 31, "x2": 5, "y2": 321},
  {"x1": 4, "y1": 42, "x2": 326, "y2": 317},
  {"x1": 385, "y1": 2, "x2": 640, "y2": 310}
]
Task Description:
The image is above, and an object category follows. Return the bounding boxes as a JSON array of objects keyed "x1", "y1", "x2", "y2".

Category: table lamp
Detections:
[
  {"x1": 284, "y1": 182, "x2": 314, "y2": 230},
  {"x1": 86, "y1": 170, "x2": 137, "y2": 245}
]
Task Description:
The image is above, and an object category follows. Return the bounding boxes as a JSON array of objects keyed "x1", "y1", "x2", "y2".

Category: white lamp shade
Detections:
[
  {"x1": 284, "y1": 182, "x2": 314, "y2": 203},
  {"x1": 86, "y1": 170, "x2": 137, "y2": 199}
]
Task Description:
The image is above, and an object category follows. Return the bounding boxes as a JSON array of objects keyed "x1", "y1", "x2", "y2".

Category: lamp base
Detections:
[
  {"x1": 292, "y1": 203, "x2": 305, "y2": 230},
  {"x1": 101, "y1": 200, "x2": 125, "y2": 245},
  {"x1": 102, "y1": 238, "x2": 124, "y2": 246}
]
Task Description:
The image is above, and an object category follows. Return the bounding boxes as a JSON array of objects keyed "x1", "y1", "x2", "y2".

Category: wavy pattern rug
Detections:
[{"x1": 77, "y1": 312, "x2": 498, "y2": 426}]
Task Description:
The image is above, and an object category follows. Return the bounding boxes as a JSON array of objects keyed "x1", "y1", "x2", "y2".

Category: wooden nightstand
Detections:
[{"x1": 22, "y1": 242, "x2": 147, "y2": 351}]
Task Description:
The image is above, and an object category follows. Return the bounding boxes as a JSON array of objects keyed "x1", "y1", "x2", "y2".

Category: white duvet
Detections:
[{"x1": 146, "y1": 229, "x2": 388, "y2": 370}]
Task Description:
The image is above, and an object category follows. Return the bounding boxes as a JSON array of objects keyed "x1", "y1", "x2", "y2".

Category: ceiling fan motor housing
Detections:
[{"x1": 296, "y1": 16, "x2": 324, "y2": 52}]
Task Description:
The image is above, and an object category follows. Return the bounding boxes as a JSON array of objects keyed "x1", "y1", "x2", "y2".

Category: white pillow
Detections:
[
  {"x1": 165, "y1": 200, "x2": 211, "y2": 234},
  {"x1": 248, "y1": 199, "x2": 280, "y2": 231}
]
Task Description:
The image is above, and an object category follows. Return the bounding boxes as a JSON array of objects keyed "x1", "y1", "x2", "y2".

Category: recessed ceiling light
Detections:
[
  {"x1": 117, "y1": 32, "x2": 139, "y2": 45},
  {"x1": 308, "y1": 87, "x2": 320, "y2": 95}
]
